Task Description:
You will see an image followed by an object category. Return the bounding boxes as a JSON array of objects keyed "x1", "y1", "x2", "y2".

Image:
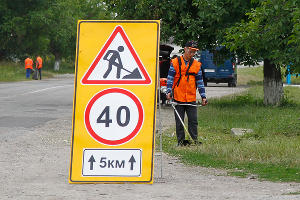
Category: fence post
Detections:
[{"x1": 287, "y1": 65, "x2": 291, "y2": 85}]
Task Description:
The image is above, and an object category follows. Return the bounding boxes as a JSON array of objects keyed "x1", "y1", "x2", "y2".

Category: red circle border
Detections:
[{"x1": 84, "y1": 88, "x2": 144, "y2": 145}]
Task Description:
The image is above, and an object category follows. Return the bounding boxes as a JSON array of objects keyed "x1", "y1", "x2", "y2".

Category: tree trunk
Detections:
[
  {"x1": 263, "y1": 59, "x2": 283, "y2": 106},
  {"x1": 54, "y1": 53, "x2": 61, "y2": 71},
  {"x1": 0, "y1": 50, "x2": 5, "y2": 60}
]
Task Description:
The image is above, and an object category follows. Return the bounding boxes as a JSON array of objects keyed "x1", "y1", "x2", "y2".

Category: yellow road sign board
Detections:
[{"x1": 69, "y1": 20, "x2": 160, "y2": 184}]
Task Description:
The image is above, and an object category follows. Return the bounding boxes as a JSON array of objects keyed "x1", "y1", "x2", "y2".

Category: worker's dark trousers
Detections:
[
  {"x1": 174, "y1": 104, "x2": 198, "y2": 144},
  {"x1": 37, "y1": 68, "x2": 42, "y2": 80}
]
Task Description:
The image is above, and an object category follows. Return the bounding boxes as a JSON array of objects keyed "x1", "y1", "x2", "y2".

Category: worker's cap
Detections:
[{"x1": 185, "y1": 40, "x2": 199, "y2": 51}]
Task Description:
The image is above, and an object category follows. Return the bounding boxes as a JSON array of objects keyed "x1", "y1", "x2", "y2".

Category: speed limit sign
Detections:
[{"x1": 85, "y1": 88, "x2": 144, "y2": 145}]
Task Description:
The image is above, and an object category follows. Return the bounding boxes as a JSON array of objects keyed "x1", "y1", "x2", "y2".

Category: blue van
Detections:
[{"x1": 200, "y1": 50, "x2": 237, "y2": 87}]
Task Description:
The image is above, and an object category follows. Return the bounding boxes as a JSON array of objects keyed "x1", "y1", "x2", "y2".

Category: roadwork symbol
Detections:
[{"x1": 81, "y1": 25, "x2": 151, "y2": 85}]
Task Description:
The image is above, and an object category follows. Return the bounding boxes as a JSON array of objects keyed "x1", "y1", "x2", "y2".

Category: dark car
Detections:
[
  {"x1": 159, "y1": 44, "x2": 174, "y2": 78},
  {"x1": 158, "y1": 44, "x2": 174, "y2": 104}
]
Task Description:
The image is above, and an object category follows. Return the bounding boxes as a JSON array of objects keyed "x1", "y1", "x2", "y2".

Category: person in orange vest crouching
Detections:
[
  {"x1": 35, "y1": 56, "x2": 43, "y2": 80},
  {"x1": 166, "y1": 40, "x2": 208, "y2": 146},
  {"x1": 25, "y1": 57, "x2": 33, "y2": 78}
]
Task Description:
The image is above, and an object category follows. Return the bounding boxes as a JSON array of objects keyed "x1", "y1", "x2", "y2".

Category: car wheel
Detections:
[
  {"x1": 228, "y1": 78, "x2": 237, "y2": 87},
  {"x1": 232, "y1": 78, "x2": 237, "y2": 87}
]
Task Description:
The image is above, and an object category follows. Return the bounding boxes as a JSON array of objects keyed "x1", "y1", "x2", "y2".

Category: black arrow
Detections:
[
  {"x1": 128, "y1": 155, "x2": 136, "y2": 170},
  {"x1": 88, "y1": 155, "x2": 96, "y2": 170}
]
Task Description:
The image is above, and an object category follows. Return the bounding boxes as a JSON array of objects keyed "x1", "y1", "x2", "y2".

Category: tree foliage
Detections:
[
  {"x1": 105, "y1": 0, "x2": 255, "y2": 51},
  {"x1": 225, "y1": 0, "x2": 300, "y2": 73},
  {"x1": 106, "y1": 0, "x2": 300, "y2": 105},
  {"x1": 223, "y1": 0, "x2": 300, "y2": 105},
  {"x1": 0, "y1": 0, "x2": 111, "y2": 68},
  {"x1": 0, "y1": 0, "x2": 50, "y2": 59}
]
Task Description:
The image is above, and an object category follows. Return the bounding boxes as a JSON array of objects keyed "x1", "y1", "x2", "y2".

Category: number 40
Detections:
[{"x1": 97, "y1": 106, "x2": 130, "y2": 127}]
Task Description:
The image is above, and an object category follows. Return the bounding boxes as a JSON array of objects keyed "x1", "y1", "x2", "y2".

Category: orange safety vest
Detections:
[
  {"x1": 36, "y1": 56, "x2": 43, "y2": 69},
  {"x1": 171, "y1": 56, "x2": 201, "y2": 102},
  {"x1": 25, "y1": 58, "x2": 33, "y2": 69}
]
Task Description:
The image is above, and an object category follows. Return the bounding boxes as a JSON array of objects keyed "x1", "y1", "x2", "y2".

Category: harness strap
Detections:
[
  {"x1": 176, "y1": 56, "x2": 182, "y2": 87},
  {"x1": 175, "y1": 56, "x2": 196, "y2": 86},
  {"x1": 186, "y1": 58, "x2": 194, "y2": 82}
]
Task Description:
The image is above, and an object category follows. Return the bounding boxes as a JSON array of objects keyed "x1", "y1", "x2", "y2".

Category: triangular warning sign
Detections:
[{"x1": 81, "y1": 25, "x2": 151, "y2": 85}]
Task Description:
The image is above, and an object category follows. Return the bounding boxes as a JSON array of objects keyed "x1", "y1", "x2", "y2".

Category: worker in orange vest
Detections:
[
  {"x1": 25, "y1": 57, "x2": 33, "y2": 78},
  {"x1": 35, "y1": 56, "x2": 43, "y2": 80},
  {"x1": 166, "y1": 40, "x2": 208, "y2": 146}
]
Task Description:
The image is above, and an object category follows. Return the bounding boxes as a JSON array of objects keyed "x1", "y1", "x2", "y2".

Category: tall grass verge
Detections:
[
  {"x1": 161, "y1": 86, "x2": 300, "y2": 182},
  {"x1": 0, "y1": 59, "x2": 74, "y2": 82},
  {"x1": 237, "y1": 66, "x2": 263, "y2": 86},
  {"x1": 237, "y1": 65, "x2": 300, "y2": 85}
]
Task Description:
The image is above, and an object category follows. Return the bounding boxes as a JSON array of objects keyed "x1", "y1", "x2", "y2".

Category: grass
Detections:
[
  {"x1": 0, "y1": 59, "x2": 74, "y2": 82},
  {"x1": 283, "y1": 191, "x2": 300, "y2": 195},
  {"x1": 237, "y1": 65, "x2": 300, "y2": 85},
  {"x1": 161, "y1": 86, "x2": 300, "y2": 182},
  {"x1": 42, "y1": 58, "x2": 75, "y2": 74},
  {"x1": 237, "y1": 66, "x2": 263, "y2": 86},
  {"x1": 159, "y1": 66, "x2": 300, "y2": 182}
]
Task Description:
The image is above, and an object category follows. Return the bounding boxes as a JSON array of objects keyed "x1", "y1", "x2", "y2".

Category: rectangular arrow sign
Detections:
[{"x1": 82, "y1": 149, "x2": 141, "y2": 177}]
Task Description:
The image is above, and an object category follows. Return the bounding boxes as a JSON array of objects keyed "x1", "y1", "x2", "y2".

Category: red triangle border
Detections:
[{"x1": 81, "y1": 25, "x2": 151, "y2": 85}]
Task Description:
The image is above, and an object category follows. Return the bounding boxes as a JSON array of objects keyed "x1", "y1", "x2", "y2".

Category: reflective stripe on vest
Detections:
[{"x1": 25, "y1": 58, "x2": 33, "y2": 69}]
